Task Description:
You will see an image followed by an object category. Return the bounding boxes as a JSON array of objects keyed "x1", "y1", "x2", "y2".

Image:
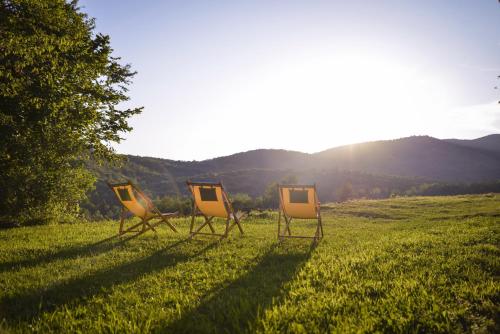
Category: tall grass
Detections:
[{"x1": 0, "y1": 194, "x2": 498, "y2": 333}]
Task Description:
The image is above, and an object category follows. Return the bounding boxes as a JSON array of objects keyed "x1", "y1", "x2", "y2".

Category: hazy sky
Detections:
[{"x1": 80, "y1": 0, "x2": 500, "y2": 161}]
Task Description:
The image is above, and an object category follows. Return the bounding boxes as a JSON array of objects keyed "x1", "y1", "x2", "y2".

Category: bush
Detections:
[
  {"x1": 230, "y1": 193, "x2": 254, "y2": 211},
  {"x1": 154, "y1": 196, "x2": 192, "y2": 216}
]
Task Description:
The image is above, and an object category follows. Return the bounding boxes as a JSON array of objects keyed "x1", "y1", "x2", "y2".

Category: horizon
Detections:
[
  {"x1": 125, "y1": 132, "x2": 500, "y2": 162},
  {"x1": 80, "y1": 0, "x2": 500, "y2": 160}
]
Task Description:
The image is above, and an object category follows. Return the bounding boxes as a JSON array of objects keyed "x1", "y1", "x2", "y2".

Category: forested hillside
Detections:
[
  {"x1": 82, "y1": 135, "x2": 500, "y2": 219},
  {"x1": 445, "y1": 134, "x2": 500, "y2": 154},
  {"x1": 316, "y1": 135, "x2": 500, "y2": 181}
]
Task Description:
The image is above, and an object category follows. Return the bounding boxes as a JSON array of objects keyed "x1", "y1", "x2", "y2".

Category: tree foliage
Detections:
[
  {"x1": 230, "y1": 193, "x2": 254, "y2": 211},
  {"x1": 0, "y1": 0, "x2": 142, "y2": 224},
  {"x1": 260, "y1": 174, "x2": 298, "y2": 209},
  {"x1": 154, "y1": 196, "x2": 192, "y2": 216},
  {"x1": 336, "y1": 181, "x2": 353, "y2": 202}
]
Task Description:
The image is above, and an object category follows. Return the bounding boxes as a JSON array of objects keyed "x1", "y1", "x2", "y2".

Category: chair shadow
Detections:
[
  {"x1": 163, "y1": 241, "x2": 315, "y2": 333},
  {"x1": 0, "y1": 228, "x2": 166, "y2": 274},
  {"x1": 1, "y1": 238, "x2": 218, "y2": 323}
]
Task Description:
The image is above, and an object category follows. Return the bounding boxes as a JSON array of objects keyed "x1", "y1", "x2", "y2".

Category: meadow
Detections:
[{"x1": 0, "y1": 194, "x2": 498, "y2": 333}]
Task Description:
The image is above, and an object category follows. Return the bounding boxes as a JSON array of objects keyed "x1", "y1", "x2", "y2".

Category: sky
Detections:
[{"x1": 79, "y1": 0, "x2": 500, "y2": 161}]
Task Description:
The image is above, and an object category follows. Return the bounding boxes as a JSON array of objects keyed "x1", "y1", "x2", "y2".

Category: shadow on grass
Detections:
[
  {"x1": 1, "y1": 238, "x2": 218, "y2": 323},
  {"x1": 163, "y1": 241, "x2": 315, "y2": 333},
  {"x1": 0, "y1": 229, "x2": 168, "y2": 274}
]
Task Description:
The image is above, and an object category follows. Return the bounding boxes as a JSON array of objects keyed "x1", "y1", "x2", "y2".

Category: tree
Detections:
[
  {"x1": 261, "y1": 174, "x2": 299, "y2": 208},
  {"x1": 261, "y1": 181, "x2": 279, "y2": 209},
  {"x1": 230, "y1": 193, "x2": 254, "y2": 211},
  {"x1": 0, "y1": 0, "x2": 142, "y2": 224},
  {"x1": 154, "y1": 196, "x2": 192, "y2": 216},
  {"x1": 337, "y1": 181, "x2": 353, "y2": 202}
]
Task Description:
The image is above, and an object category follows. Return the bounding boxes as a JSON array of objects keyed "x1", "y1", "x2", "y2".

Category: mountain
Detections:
[
  {"x1": 84, "y1": 134, "x2": 500, "y2": 218},
  {"x1": 315, "y1": 135, "x2": 500, "y2": 182},
  {"x1": 444, "y1": 134, "x2": 500, "y2": 154},
  {"x1": 97, "y1": 134, "x2": 500, "y2": 193}
]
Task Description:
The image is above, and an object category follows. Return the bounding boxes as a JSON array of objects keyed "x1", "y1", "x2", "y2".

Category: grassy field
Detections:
[{"x1": 0, "y1": 195, "x2": 499, "y2": 333}]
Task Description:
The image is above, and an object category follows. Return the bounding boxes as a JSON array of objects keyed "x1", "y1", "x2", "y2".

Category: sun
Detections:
[
  {"x1": 210, "y1": 51, "x2": 451, "y2": 152},
  {"x1": 191, "y1": 49, "x2": 453, "y2": 157}
]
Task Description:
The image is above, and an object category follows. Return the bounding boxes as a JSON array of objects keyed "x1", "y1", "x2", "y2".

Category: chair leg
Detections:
[
  {"x1": 234, "y1": 217, "x2": 244, "y2": 235},
  {"x1": 191, "y1": 221, "x2": 208, "y2": 236},
  {"x1": 161, "y1": 216, "x2": 177, "y2": 232},
  {"x1": 223, "y1": 218, "x2": 230, "y2": 238},
  {"x1": 190, "y1": 212, "x2": 195, "y2": 235},
  {"x1": 314, "y1": 221, "x2": 321, "y2": 241},
  {"x1": 191, "y1": 214, "x2": 243, "y2": 239},
  {"x1": 144, "y1": 219, "x2": 158, "y2": 233},
  {"x1": 129, "y1": 219, "x2": 157, "y2": 238},
  {"x1": 284, "y1": 216, "x2": 292, "y2": 236},
  {"x1": 119, "y1": 208, "x2": 126, "y2": 235},
  {"x1": 191, "y1": 216, "x2": 214, "y2": 236},
  {"x1": 118, "y1": 214, "x2": 177, "y2": 238},
  {"x1": 120, "y1": 220, "x2": 146, "y2": 235},
  {"x1": 205, "y1": 216, "x2": 216, "y2": 233},
  {"x1": 277, "y1": 210, "x2": 282, "y2": 239},
  {"x1": 319, "y1": 215, "x2": 324, "y2": 238}
]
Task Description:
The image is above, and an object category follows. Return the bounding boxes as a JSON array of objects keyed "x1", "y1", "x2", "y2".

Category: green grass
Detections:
[{"x1": 0, "y1": 194, "x2": 499, "y2": 333}]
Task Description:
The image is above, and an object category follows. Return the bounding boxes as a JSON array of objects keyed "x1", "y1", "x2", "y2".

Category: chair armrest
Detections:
[{"x1": 160, "y1": 211, "x2": 179, "y2": 217}]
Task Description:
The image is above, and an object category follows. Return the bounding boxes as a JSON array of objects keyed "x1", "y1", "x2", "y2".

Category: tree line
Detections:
[{"x1": 80, "y1": 178, "x2": 500, "y2": 220}]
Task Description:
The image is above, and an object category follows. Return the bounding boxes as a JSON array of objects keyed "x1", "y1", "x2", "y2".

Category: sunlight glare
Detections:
[{"x1": 208, "y1": 52, "x2": 451, "y2": 153}]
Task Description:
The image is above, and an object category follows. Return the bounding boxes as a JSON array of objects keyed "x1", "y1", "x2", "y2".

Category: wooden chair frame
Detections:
[
  {"x1": 187, "y1": 181, "x2": 244, "y2": 239},
  {"x1": 277, "y1": 184, "x2": 324, "y2": 242},
  {"x1": 107, "y1": 181, "x2": 178, "y2": 237}
]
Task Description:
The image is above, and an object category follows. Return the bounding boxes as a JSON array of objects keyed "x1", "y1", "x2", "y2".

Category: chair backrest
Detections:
[
  {"x1": 108, "y1": 181, "x2": 152, "y2": 219},
  {"x1": 278, "y1": 184, "x2": 319, "y2": 219},
  {"x1": 187, "y1": 181, "x2": 230, "y2": 218}
]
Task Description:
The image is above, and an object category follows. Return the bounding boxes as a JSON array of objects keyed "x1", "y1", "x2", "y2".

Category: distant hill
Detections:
[
  {"x1": 121, "y1": 134, "x2": 500, "y2": 183},
  {"x1": 444, "y1": 134, "x2": 500, "y2": 154},
  {"x1": 84, "y1": 134, "x2": 500, "y2": 218},
  {"x1": 315, "y1": 135, "x2": 500, "y2": 182}
]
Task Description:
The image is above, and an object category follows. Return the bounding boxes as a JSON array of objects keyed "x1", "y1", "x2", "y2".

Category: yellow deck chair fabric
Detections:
[
  {"x1": 111, "y1": 183, "x2": 150, "y2": 219},
  {"x1": 187, "y1": 181, "x2": 244, "y2": 239},
  {"x1": 108, "y1": 181, "x2": 178, "y2": 236},
  {"x1": 278, "y1": 184, "x2": 324, "y2": 241}
]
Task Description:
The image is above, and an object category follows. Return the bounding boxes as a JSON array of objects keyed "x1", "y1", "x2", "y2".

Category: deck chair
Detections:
[
  {"x1": 277, "y1": 184, "x2": 324, "y2": 242},
  {"x1": 186, "y1": 181, "x2": 244, "y2": 239},
  {"x1": 108, "y1": 181, "x2": 178, "y2": 237}
]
